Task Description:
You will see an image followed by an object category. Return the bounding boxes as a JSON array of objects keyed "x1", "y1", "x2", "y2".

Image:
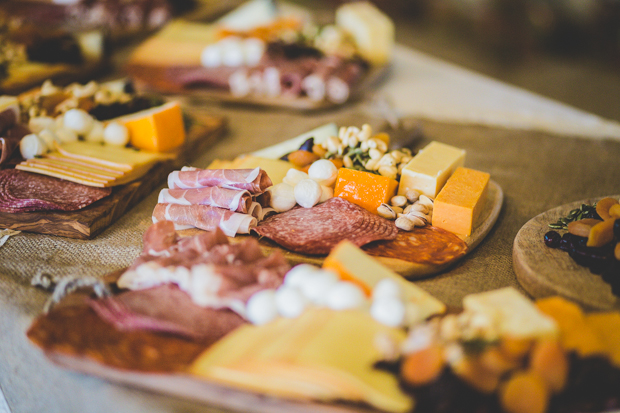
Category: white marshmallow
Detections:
[
  {"x1": 20, "y1": 133, "x2": 48, "y2": 159},
  {"x1": 84, "y1": 121, "x2": 105, "y2": 143},
  {"x1": 54, "y1": 127, "x2": 79, "y2": 143},
  {"x1": 244, "y1": 37, "x2": 266, "y2": 66},
  {"x1": 103, "y1": 121, "x2": 130, "y2": 146},
  {"x1": 268, "y1": 182, "x2": 297, "y2": 212},
  {"x1": 275, "y1": 285, "x2": 308, "y2": 318},
  {"x1": 325, "y1": 281, "x2": 366, "y2": 310},
  {"x1": 284, "y1": 264, "x2": 321, "y2": 288},
  {"x1": 370, "y1": 297, "x2": 406, "y2": 327},
  {"x1": 283, "y1": 168, "x2": 309, "y2": 186},
  {"x1": 372, "y1": 278, "x2": 402, "y2": 301},
  {"x1": 298, "y1": 269, "x2": 339, "y2": 305},
  {"x1": 201, "y1": 44, "x2": 221, "y2": 68},
  {"x1": 28, "y1": 116, "x2": 56, "y2": 134},
  {"x1": 263, "y1": 67, "x2": 281, "y2": 97},
  {"x1": 246, "y1": 289, "x2": 278, "y2": 325},
  {"x1": 319, "y1": 185, "x2": 334, "y2": 203},
  {"x1": 37, "y1": 129, "x2": 58, "y2": 148},
  {"x1": 294, "y1": 178, "x2": 322, "y2": 208},
  {"x1": 63, "y1": 108, "x2": 94, "y2": 135},
  {"x1": 229, "y1": 69, "x2": 251, "y2": 97},
  {"x1": 308, "y1": 159, "x2": 338, "y2": 186},
  {"x1": 221, "y1": 37, "x2": 245, "y2": 67}
]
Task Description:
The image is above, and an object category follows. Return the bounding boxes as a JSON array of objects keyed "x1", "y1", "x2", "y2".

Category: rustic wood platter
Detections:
[
  {"x1": 513, "y1": 195, "x2": 620, "y2": 311},
  {"x1": 0, "y1": 111, "x2": 226, "y2": 239}
]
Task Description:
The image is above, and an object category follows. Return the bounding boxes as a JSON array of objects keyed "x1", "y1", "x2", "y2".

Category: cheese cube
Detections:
[
  {"x1": 431, "y1": 167, "x2": 489, "y2": 237},
  {"x1": 323, "y1": 241, "x2": 446, "y2": 322},
  {"x1": 463, "y1": 288, "x2": 558, "y2": 340},
  {"x1": 334, "y1": 168, "x2": 398, "y2": 214},
  {"x1": 397, "y1": 141, "x2": 466, "y2": 199},
  {"x1": 117, "y1": 101, "x2": 186, "y2": 153}
]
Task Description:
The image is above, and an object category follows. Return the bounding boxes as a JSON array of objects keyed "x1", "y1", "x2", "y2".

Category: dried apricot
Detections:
[
  {"x1": 500, "y1": 371, "x2": 549, "y2": 413},
  {"x1": 479, "y1": 347, "x2": 521, "y2": 375},
  {"x1": 500, "y1": 337, "x2": 532, "y2": 362},
  {"x1": 587, "y1": 218, "x2": 615, "y2": 247},
  {"x1": 596, "y1": 197, "x2": 619, "y2": 220},
  {"x1": 609, "y1": 204, "x2": 620, "y2": 218},
  {"x1": 452, "y1": 356, "x2": 501, "y2": 393},
  {"x1": 530, "y1": 339, "x2": 568, "y2": 393},
  {"x1": 287, "y1": 150, "x2": 320, "y2": 168},
  {"x1": 400, "y1": 346, "x2": 445, "y2": 386},
  {"x1": 567, "y1": 218, "x2": 602, "y2": 238}
]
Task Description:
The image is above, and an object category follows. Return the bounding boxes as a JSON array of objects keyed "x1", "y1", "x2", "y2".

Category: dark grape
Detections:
[
  {"x1": 299, "y1": 137, "x2": 314, "y2": 152},
  {"x1": 544, "y1": 231, "x2": 561, "y2": 248},
  {"x1": 614, "y1": 219, "x2": 620, "y2": 239}
]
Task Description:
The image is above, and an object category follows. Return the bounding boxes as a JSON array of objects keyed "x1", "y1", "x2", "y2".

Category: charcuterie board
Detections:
[
  {"x1": 0, "y1": 111, "x2": 226, "y2": 239},
  {"x1": 513, "y1": 195, "x2": 620, "y2": 311}
]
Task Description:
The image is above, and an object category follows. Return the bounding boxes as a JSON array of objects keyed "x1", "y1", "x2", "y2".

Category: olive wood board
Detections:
[
  {"x1": 179, "y1": 180, "x2": 503, "y2": 279},
  {"x1": 132, "y1": 64, "x2": 389, "y2": 112},
  {"x1": 513, "y1": 195, "x2": 620, "y2": 311},
  {"x1": 46, "y1": 352, "x2": 378, "y2": 413},
  {"x1": 0, "y1": 110, "x2": 227, "y2": 239}
]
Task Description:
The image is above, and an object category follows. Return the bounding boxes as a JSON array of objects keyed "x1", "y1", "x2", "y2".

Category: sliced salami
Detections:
[
  {"x1": 158, "y1": 187, "x2": 252, "y2": 213},
  {"x1": 251, "y1": 197, "x2": 398, "y2": 255},
  {"x1": 167, "y1": 167, "x2": 272, "y2": 194},
  {"x1": 0, "y1": 169, "x2": 112, "y2": 213},
  {"x1": 152, "y1": 203, "x2": 257, "y2": 237},
  {"x1": 363, "y1": 226, "x2": 468, "y2": 266}
]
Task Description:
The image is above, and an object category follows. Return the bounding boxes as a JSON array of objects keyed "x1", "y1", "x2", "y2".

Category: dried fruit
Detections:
[
  {"x1": 587, "y1": 218, "x2": 615, "y2": 248},
  {"x1": 400, "y1": 345, "x2": 445, "y2": 386},
  {"x1": 500, "y1": 371, "x2": 549, "y2": 413},
  {"x1": 596, "y1": 197, "x2": 619, "y2": 220},
  {"x1": 567, "y1": 218, "x2": 602, "y2": 238},
  {"x1": 530, "y1": 339, "x2": 568, "y2": 393}
]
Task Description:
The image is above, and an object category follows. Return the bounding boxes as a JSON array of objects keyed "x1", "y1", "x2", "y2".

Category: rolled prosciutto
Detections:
[
  {"x1": 167, "y1": 167, "x2": 272, "y2": 194},
  {"x1": 158, "y1": 187, "x2": 252, "y2": 213},
  {"x1": 153, "y1": 203, "x2": 257, "y2": 237}
]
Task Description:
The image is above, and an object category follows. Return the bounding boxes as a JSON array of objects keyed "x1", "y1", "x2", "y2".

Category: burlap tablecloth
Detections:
[{"x1": 2, "y1": 67, "x2": 620, "y2": 413}]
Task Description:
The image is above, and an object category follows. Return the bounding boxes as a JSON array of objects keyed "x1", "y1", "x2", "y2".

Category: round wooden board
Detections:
[{"x1": 513, "y1": 195, "x2": 620, "y2": 311}]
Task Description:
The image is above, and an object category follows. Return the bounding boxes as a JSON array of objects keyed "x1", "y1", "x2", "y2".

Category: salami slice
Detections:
[
  {"x1": 0, "y1": 169, "x2": 112, "y2": 213},
  {"x1": 363, "y1": 226, "x2": 468, "y2": 266},
  {"x1": 167, "y1": 167, "x2": 272, "y2": 194},
  {"x1": 152, "y1": 203, "x2": 257, "y2": 237},
  {"x1": 158, "y1": 187, "x2": 252, "y2": 213},
  {"x1": 251, "y1": 197, "x2": 398, "y2": 255}
]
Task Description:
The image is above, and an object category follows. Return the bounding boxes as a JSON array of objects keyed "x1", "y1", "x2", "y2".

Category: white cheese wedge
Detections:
[
  {"x1": 251, "y1": 123, "x2": 338, "y2": 159},
  {"x1": 323, "y1": 240, "x2": 445, "y2": 323},
  {"x1": 463, "y1": 287, "x2": 558, "y2": 340},
  {"x1": 397, "y1": 141, "x2": 466, "y2": 199}
]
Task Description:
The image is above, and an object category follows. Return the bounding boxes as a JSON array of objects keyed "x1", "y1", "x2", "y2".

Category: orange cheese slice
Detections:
[
  {"x1": 116, "y1": 101, "x2": 186, "y2": 153},
  {"x1": 431, "y1": 167, "x2": 490, "y2": 237},
  {"x1": 333, "y1": 168, "x2": 398, "y2": 214}
]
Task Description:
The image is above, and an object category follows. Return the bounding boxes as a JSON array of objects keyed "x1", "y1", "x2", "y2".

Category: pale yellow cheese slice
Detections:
[
  {"x1": 15, "y1": 164, "x2": 109, "y2": 187},
  {"x1": 323, "y1": 240, "x2": 446, "y2": 322},
  {"x1": 189, "y1": 309, "x2": 413, "y2": 413}
]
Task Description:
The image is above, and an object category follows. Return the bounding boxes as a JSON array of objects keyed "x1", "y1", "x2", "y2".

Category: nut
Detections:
[
  {"x1": 403, "y1": 204, "x2": 413, "y2": 214},
  {"x1": 418, "y1": 195, "x2": 434, "y2": 208},
  {"x1": 377, "y1": 204, "x2": 396, "y2": 219},
  {"x1": 348, "y1": 135, "x2": 359, "y2": 148},
  {"x1": 338, "y1": 126, "x2": 347, "y2": 140},
  {"x1": 395, "y1": 216, "x2": 415, "y2": 231},
  {"x1": 392, "y1": 206, "x2": 403, "y2": 214},
  {"x1": 390, "y1": 195, "x2": 407, "y2": 207},
  {"x1": 400, "y1": 155, "x2": 412, "y2": 164},
  {"x1": 390, "y1": 150, "x2": 404, "y2": 162},
  {"x1": 360, "y1": 141, "x2": 370, "y2": 151},
  {"x1": 401, "y1": 148, "x2": 412, "y2": 156},
  {"x1": 326, "y1": 135, "x2": 341, "y2": 153},
  {"x1": 411, "y1": 203, "x2": 429, "y2": 214},
  {"x1": 407, "y1": 210, "x2": 429, "y2": 224},
  {"x1": 312, "y1": 144, "x2": 327, "y2": 157},
  {"x1": 365, "y1": 158, "x2": 379, "y2": 170},
  {"x1": 378, "y1": 165, "x2": 397, "y2": 179},
  {"x1": 405, "y1": 189, "x2": 420, "y2": 203},
  {"x1": 359, "y1": 124, "x2": 372, "y2": 141},
  {"x1": 377, "y1": 154, "x2": 396, "y2": 167},
  {"x1": 343, "y1": 154, "x2": 353, "y2": 168},
  {"x1": 368, "y1": 148, "x2": 383, "y2": 160}
]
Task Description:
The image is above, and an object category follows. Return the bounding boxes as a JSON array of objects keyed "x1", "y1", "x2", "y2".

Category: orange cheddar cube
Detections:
[
  {"x1": 120, "y1": 101, "x2": 186, "y2": 153},
  {"x1": 431, "y1": 167, "x2": 490, "y2": 236},
  {"x1": 333, "y1": 168, "x2": 398, "y2": 214}
]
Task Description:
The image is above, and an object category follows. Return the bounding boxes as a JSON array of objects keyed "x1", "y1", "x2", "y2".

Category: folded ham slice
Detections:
[
  {"x1": 167, "y1": 167, "x2": 272, "y2": 194},
  {"x1": 158, "y1": 187, "x2": 252, "y2": 213},
  {"x1": 153, "y1": 203, "x2": 257, "y2": 237}
]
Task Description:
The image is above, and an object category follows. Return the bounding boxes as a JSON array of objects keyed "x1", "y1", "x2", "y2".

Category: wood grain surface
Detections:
[
  {"x1": 513, "y1": 195, "x2": 620, "y2": 311},
  {"x1": 0, "y1": 111, "x2": 226, "y2": 239}
]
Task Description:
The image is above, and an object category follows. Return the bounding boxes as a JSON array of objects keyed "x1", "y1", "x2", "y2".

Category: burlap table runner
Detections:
[{"x1": 1, "y1": 101, "x2": 620, "y2": 412}]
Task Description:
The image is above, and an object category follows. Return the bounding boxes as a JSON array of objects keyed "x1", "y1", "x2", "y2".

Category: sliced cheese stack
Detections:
[
  {"x1": 189, "y1": 308, "x2": 413, "y2": 413},
  {"x1": 432, "y1": 167, "x2": 490, "y2": 237},
  {"x1": 15, "y1": 141, "x2": 173, "y2": 187},
  {"x1": 398, "y1": 141, "x2": 466, "y2": 199}
]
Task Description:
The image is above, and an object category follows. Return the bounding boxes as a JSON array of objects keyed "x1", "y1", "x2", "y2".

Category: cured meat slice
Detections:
[
  {"x1": 89, "y1": 285, "x2": 245, "y2": 340},
  {"x1": 0, "y1": 169, "x2": 112, "y2": 213},
  {"x1": 363, "y1": 226, "x2": 469, "y2": 266},
  {"x1": 251, "y1": 197, "x2": 398, "y2": 255},
  {"x1": 0, "y1": 109, "x2": 27, "y2": 166},
  {"x1": 117, "y1": 225, "x2": 290, "y2": 315},
  {"x1": 152, "y1": 203, "x2": 257, "y2": 237},
  {"x1": 158, "y1": 187, "x2": 252, "y2": 213},
  {"x1": 167, "y1": 167, "x2": 272, "y2": 194}
]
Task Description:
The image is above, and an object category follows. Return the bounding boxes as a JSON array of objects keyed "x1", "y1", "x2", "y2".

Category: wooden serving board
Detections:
[
  {"x1": 179, "y1": 180, "x2": 503, "y2": 279},
  {"x1": 0, "y1": 110, "x2": 226, "y2": 239},
  {"x1": 513, "y1": 195, "x2": 620, "y2": 311}
]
